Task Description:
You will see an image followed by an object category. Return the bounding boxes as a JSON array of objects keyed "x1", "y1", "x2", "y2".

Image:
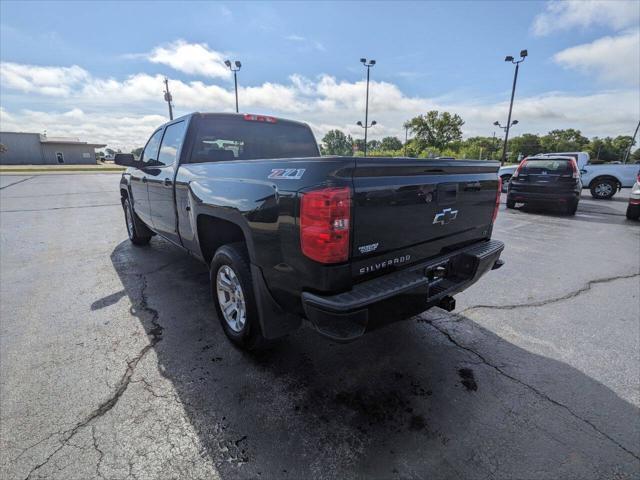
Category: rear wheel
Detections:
[
  {"x1": 210, "y1": 243, "x2": 266, "y2": 350},
  {"x1": 566, "y1": 200, "x2": 578, "y2": 216},
  {"x1": 123, "y1": 198, "x2": 151, "y2": 246},
  {"x1": 506, "y1": 196, "x2": 516, "y2": 209},
  {"x1": 590, "y1": 178, "x2": 617, "y2": 199}
]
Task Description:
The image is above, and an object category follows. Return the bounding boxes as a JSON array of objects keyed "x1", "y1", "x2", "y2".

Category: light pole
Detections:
[
  {"x1": 359, "y1": 58, "x2": 376, "y2": 156},
  {"x1": 500, "y1": 50, "x2": 527, "y2": 165},
  {"x1": 224, "y1": 60, "x2": 242, "y2": 113},
  {"x1": 404, "y1": 124, "x2": 409, "y2": 157},
  {"x1": 622, "y1": 119, "x2": 640, "y2": 164},
  {"x1": 494, "y1": 120, "x2": 519, "y2": 163}
]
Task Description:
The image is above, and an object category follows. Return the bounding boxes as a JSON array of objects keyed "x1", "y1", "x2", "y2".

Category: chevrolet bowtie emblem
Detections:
[{"x1": 433, "y1": 208, "x2": 458, "y2": 226}]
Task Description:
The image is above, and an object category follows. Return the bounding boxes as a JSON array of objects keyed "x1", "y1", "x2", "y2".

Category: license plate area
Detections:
[{"x1": 425, "y1": 261, "x2": 449, "y2": 285}]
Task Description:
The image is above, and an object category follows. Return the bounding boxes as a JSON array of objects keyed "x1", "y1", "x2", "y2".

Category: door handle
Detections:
[
  {"x1": 142, "y1": 177, "x2": 147, "y2": 183},
  {"x1": 163, "y1": 178, "x2": 172, "y2": 187}
]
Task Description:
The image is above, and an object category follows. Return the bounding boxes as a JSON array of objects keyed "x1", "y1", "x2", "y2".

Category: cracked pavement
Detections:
[{"x1": 1, "y1": 174, "x2": 639, "y2": 479}]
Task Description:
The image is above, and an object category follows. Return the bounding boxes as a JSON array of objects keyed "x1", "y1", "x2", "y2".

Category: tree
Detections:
[
  {"x1": 352, "y1": 138, "x2": 366, "y2": 153},
  {"x1": 406, "y1": 111, "x2": 464, "y2": 151},
  {"x1": 540, "y1": 129, "x2": 589, "y2": 152},
  {"x1": 380, "y1": 136, "x2": 402, "y2": 151},
  {"x1": 588, "y1": 136, "x2": 634, "y2": 162},
  {"x1": 105, "y1": 148, "x2": 117, "y2": 157},
  {"x1": 367, "y1": 140, "x2": 380, "y2": 151},
  {"x1": 507, "y1": 133, "x2": 542, "y2": 162},
  {"x1": 321, "y1": 129, "x2": 353, "y2": 156},
  {"x1": 131, "y1": 147, "x2": 144, "y2": 158}
]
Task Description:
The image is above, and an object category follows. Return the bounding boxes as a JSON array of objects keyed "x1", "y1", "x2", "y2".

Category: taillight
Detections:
[
  {"x1": 300, "y1": 187, "x2": 351, "y2": 263},
  {"x1": 569, "y1": 159, "x2": 580, "y2": 179},
  {"x1": 492, "y1": 177, "x2": 502, "y2": 223},
  {"x1": 511, "y1": 159, "x2": 528, "y2": 179}
]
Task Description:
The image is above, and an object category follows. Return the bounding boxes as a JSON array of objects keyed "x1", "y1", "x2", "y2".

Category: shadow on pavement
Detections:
[{"x1": 102, "y1": 238, "x2": 640, "y2": 479}]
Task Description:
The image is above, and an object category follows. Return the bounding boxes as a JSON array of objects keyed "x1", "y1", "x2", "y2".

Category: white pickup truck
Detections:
[{"x1": 499, "y1": 152, "x2": 639, "y2": 199}]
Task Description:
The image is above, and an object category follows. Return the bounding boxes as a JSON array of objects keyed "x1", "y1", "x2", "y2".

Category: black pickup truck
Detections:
[{"x1": 116, "y1": 113, "x2": 504, "y2": 349}]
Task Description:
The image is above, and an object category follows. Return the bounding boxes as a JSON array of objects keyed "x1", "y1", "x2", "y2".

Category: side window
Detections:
[
  {"x1": 141, "y1": 129, "x2": 163, "y2": 165},
  {"x1": 157, "y1": 121, "x2": 187, "y2": 166}
]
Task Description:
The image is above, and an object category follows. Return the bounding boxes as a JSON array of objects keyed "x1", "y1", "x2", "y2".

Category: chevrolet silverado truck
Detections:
[{"x1": 115, "y1": 113, "x2": 504, "y2": 349}]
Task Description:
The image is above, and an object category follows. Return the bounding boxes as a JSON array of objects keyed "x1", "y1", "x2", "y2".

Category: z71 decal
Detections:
[{"x1": 268, "y1": 168, "x2": 306, "y2": 180}]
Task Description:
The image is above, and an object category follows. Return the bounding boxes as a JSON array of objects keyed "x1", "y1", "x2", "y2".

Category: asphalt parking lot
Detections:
[{"x1": 1, "y1": 173, "x2": 638, "y2": 480}]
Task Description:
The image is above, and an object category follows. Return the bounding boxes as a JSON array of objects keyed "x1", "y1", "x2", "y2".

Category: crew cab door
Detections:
[
  {"x1": 131, "y1": 128, "x2": 163, "y2": 226},
  {"x1": 147, "y1": 120, "x2": 187, "y2": 245}
]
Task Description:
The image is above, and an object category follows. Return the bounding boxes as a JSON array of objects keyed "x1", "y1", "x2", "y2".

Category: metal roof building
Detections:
[{"x1": 0, "y1": 132, "x2": 107, "y2": 165}]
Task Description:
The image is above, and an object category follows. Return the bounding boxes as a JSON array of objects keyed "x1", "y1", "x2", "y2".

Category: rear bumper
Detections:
[
  {"x1": 508, "y1": 190, "x2": 579, "y2": 203},
  {"x1": 302, "y1": 239, "x2": 504, "y2": 341}
]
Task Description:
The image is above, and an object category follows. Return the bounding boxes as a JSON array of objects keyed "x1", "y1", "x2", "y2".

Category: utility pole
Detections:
[
  {"x1": 163, "y1": 78, "x2": 174, "y2": 120},
  {"x1": 500, "y1": 50, "x2": 527, "y2": 165},
  {"x1": 622, "y1": 119, "x2": 640, "y2": 164}
]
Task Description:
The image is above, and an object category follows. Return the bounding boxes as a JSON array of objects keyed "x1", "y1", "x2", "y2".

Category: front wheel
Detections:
[
  {"x1": 123, "y1": 198, "x2": 151, "y2": 246},
  {"x1": 590, "y1": 179, "x2": 617, "y2": 199},
  {"x1": 210, "y1": 243, "x2": 266, "y2": 350}
]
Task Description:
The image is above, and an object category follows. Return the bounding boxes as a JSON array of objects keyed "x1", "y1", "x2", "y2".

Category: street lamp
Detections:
[
  {"x1": 357, "y1": 120, "x2": 377, "y2": 155},
  {"x1": 494, "y1": 120, "x2": 519, "y2": 132},
  {"x1": 500, "y1": 49, "x2": 527, "y2": 165},
  {"x1": 224, "y1": 60, "x2": 242, "y2": 113},
  {"x1": 358, "y1": 58, "x2": 376, "y2": 156}
]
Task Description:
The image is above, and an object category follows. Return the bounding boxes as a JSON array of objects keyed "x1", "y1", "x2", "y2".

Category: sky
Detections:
[{"x1": 1, "y1": 0, "x2": 639, "y2": 150}]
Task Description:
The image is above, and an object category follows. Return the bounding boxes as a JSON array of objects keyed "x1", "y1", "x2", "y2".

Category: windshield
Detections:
[
  {"x1": 522, "y1": 159, "x2": 573, "y2": 174},
  {"x1": 189, "y1": 115, "x2": 319, "y2": 163}
]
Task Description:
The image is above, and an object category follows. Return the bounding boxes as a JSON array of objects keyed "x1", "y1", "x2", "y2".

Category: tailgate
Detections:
[{"x1": 350, "y1": 158, "x2": 499, "y2": 280}]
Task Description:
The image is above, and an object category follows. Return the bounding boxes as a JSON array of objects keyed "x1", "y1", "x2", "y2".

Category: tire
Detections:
[
  {"x1": 566, "y1": 200, "x2": 578, "y2": 216},
  {"x1": 590, "y1": 178, "x2": 617, "y2": 200},
  {"x1": 626, "y1": 204, "x2": 640, "y2": 220},
  {"x1": 500, "y1": 175, "x2": 512, "y2": 193},
  {"x1": 210, "y1": 243, "x2": 266, "y2": 350},
  {"x1": 506, "y1": 196, "x2": 516, "y2": 209},
  {"x1": 123, "y1": 197, "x2": 151, "y2": 246}
]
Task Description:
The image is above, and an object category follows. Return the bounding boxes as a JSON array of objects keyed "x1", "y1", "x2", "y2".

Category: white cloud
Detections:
[
  {"x1": 1, "y1": 61, "x2": 638, "y2": 151},
  {"x1": 146, "y1": 40, "x2": 231, "y2": 79},
  {"x1": 0, "y1": 62, "x2": 89, "y2": 96},
  {"x1": 532, "y1": 0, "x2": 640, "y2": 36},
  {"x1": 284, "y1": 34, "x2": 326, "y2": 52},
  {"x1": 553, "y1": 29, "x2": 640, "y2": 85}
]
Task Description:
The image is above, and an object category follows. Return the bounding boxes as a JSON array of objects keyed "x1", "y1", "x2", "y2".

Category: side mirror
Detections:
[{"x1": 114, "y1": 153, "x2": 136, "y2": 167}]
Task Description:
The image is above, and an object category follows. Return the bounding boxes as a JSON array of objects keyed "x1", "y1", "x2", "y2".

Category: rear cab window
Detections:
[{"x1": 189, "y1": 115, "x2": 319, "y2": 163}]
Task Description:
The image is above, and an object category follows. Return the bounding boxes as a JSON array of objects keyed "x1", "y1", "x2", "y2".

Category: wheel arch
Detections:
[
  {"x1": 196, "y1": 213, "x2": 254, "y2": 265},
  {"x1": 589, "y1": 174, "x2": 621, "y2": 189}
]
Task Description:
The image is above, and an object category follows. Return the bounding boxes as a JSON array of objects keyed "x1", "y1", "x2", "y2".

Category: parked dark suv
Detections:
[{"x1": 506, "y1": 156, "x2": 582, "y2": 215}]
